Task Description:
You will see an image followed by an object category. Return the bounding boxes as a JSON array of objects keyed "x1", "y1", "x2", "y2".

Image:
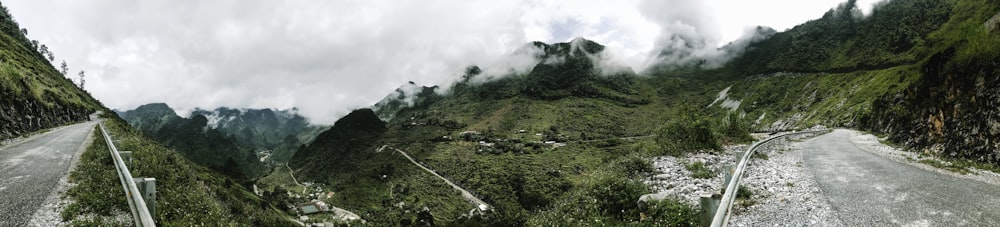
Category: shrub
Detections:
[
  {"x1": 719, "y1": 112, "x2": 753, "y2": 143},
  {"x1": 655, "y1": 117, "x2": 721, "y2": 155},
  {"x1": 684, "y1": 161, "x2": 715, "y2": 179},
  {"x1": 639, "y1": 198, "x2": 698, "y2": 226},
  {"x1": 617, "y1": 155, "x2": 653, "y2": 177},
  {"x1": 591, "y1": 176, "x2": 648, "y2": 221}
]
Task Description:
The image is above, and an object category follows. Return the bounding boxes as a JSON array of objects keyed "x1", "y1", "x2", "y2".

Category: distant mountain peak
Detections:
[{"x1": 131, "y1": 103, "x2": 179, "y2": 118}]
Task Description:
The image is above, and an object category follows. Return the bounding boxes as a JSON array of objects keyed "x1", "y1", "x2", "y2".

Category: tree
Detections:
[
  {"x1": 60, "y1": 61, "x2": 68, "y2": 76},
  {"x1": 39, "y1": 44, "x2": 54, "y2": 62},
  {"x1": 78, "y1": 70, "x2": 85, "y2": 89},
  {"x1": 20, "y1": 28, "x2": 26, "y2": 36}
]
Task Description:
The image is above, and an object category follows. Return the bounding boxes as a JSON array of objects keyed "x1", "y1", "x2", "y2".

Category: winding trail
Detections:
[
  {"x1": 284, "y1": 163, "x2": 307, "y2": 194},
  {"x1": 383, "y1": 145, "x2": 491, "y2": 211}
]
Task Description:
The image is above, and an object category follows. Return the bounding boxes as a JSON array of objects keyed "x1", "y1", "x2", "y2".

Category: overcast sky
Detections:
[{"x1": 5, "y1": 0, "x2": 880, "y2": 124}]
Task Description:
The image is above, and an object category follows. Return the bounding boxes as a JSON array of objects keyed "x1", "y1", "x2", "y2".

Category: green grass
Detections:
[
  {"x1": 62, "y1": 127, "x2": 129, "y2": 224},
  {"x1": 736, "y1": 187, "x2": 758, "y2": 208},
  {"x1": 62, "y1": 119, "x2": 296, "y2": 226},
  {"x1": 919, "y1": 159, "x2": 972, "y2": 174},
  {"x1": 685, "y1": 161, "x2": 715, "y2": 179},
  {"x1": 914, "y1": 155, "x2": 1000, "y2": 175},
  {"x1": 752, "y1": 152, "x2": 769, "y2": 160},
  {"x1": 725, "y1": 65, "x2": 920, "y2": 130}
]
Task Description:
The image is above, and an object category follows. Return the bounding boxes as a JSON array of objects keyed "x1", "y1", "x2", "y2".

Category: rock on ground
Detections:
[{"x1": 642, "y1": 145, "x2": 745, "y2": 206}]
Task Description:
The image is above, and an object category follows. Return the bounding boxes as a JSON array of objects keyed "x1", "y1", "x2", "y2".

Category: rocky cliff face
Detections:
[
  {"x1": 0, "y1": 89, "x2": 91, "y2": 139},
  {"x1": 867, "y1": 45, "x2": 1000, "y2": 164}
]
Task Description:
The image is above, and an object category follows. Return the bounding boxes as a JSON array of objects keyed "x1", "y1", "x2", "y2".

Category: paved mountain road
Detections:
[
  {"x1": 802, "y1": 130, "x2": 1000, "y2": 226},
  {"x1": 0, "y1": 121, "x2": 97, "y2": 226}
]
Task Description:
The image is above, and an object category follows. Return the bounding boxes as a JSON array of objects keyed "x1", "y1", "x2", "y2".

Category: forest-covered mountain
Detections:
[
  {"x1": 118, "y1": 103, "x2": 326, "y2": 178},
  {"x1": 274, "y1": 0, "x2": 1000, "y2": 225},
  {"x1": 190, "y1": 107, "x2": 326, "y2": 164},
  {"x1": 118, "y1": 103, "x2": 264, "y2": 178}
]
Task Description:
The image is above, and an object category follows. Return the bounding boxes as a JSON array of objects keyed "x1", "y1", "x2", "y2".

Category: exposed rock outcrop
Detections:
[{"x1": 0, "y1": 88, "x2": 91, "y2": 140}]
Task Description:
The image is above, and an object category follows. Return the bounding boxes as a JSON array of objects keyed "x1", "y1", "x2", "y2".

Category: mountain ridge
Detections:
[{"x1": 119, "y1": 103, "x2": 328, "y2": 178}]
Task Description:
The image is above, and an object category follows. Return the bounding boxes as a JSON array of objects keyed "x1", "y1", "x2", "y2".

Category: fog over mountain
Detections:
[{"x1": 6, "y1": 0, "x2": 881, "y2": 124}]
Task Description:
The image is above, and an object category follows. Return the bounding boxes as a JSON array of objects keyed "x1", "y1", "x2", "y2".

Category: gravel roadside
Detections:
[
  {"x1": 641, "y1": 145, "x2": 744, "y2": 206},
  {"x1": 640, "y1": 136, "x2": 842, "y2": 227},
  {"x1": 846, "y1": 130, "x2": 1000, "y2": 188},
  {"x1": 730, "y1": 129, "x2": 1000, "y2": 226},
  {"x1": 728, "y1": 136, "x2": 842, "y2": 226}
]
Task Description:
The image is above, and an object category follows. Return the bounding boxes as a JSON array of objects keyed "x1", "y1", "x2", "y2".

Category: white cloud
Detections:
[{"x1": 4, "y1": 0, "x2": 877, "y2": 124}]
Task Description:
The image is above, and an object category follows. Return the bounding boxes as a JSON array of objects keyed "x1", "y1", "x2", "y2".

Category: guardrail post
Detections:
[
  {"x1": 700, "y1": 193, "x2": 721, "y2": 227},
  {"x1": 134, "y1": 177, "x2": 156, "y2": 217},
  {"x1": 723, "y1": 165, "x2": 734, "y2": 186},
  {"x1": 100, "y1": 122, "x2": 156, "y2": 226},
  {"x1": 119, "y1": 151, "x2": 132, "y2": 166}
]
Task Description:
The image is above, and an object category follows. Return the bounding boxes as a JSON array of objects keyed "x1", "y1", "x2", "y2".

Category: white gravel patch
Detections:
[
  {"x1": 729, "y1": 137, "x2": 843, "y2": 226},
  {"x1": 641, "y1": 145, "x2": 745, "y2": 206},
  {"x1": 845, "y1": 129, "x2": 1000, "y2": 187}
]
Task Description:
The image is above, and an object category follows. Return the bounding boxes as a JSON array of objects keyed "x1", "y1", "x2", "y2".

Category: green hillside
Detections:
[
  {"x1": 0, "y1": 3, "x2": 102, "y2": 140},
  {"x1": 726, "y1": 0, "x2": 951, "y2": 74},
  {"x1": 119, "y1": 104, "x2": 327, "y2": 178},
  {"x1": 274, "y1": 0, "x2": 1000, "y2": 225},
  {"x1": 61, "y1": 116, "x2": 295, "y2": 226}
]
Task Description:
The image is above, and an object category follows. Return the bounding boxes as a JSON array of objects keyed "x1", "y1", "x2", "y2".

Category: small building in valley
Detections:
[{"x1": 297, "y1": 200, "x2": 330, "y2": 215}]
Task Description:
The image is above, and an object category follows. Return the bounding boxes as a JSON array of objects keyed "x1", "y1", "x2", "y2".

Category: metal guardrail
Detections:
[
  {"x1": 710, "y1": 129, "x2": 831, "y2": 227},
  {"x1": 98, "y1": 121, "x2": 156, "y2": 227}
]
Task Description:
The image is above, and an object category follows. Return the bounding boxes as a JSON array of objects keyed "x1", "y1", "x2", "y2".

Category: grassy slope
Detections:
[
  {"x1": 62, "y1": 116, "x2": 296, "y2": 226},
  {"x1": 0, "y1": 6, "x2": 96, "y2": 109},
  {"x1": 0, "y1": 3, "x2": 103, "y2": 139}
]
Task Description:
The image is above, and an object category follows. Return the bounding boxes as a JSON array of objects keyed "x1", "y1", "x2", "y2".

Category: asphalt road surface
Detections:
[
  {"x1": 802, "y1": 130, "x2": 1000, "y2": 226},
  {"x1": 0, "y1": 121, "x2": 97, "y2": 226}
]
